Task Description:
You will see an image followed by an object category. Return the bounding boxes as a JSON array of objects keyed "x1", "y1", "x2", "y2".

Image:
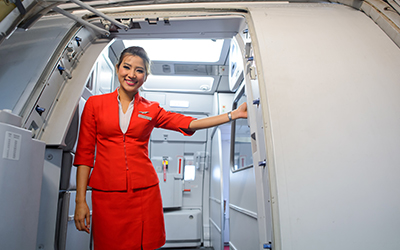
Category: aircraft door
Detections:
[
  {"x1": 228, "y1": 31, "x2": 273, "y2": 250},
  {"x1": 246, "y1": 3, "x2": 400, "y2": 250},
  {"x1": 244, "y1": 53, "x2": 274, "y2": 249}
]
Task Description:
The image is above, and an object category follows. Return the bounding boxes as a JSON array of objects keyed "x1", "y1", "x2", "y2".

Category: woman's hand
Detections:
[
  {"x1": 74, "y1": 201, "x2": 90, "y2": 234},
  {"x1": 232, "y1": 102, "x2": 248, "y2": 119}
]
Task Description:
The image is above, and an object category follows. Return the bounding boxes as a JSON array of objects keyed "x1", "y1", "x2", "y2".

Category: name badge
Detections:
[{"x1": 138, "y1": 114, "x2": 152, "y2": 121}]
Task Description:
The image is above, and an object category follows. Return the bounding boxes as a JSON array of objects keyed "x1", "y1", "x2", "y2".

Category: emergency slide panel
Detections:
[
  {"x1": 249, "y1": 3, "x2": 400, "y2": 250},
  {"x1": 0, "y1": 118, "x2": 45, "y2": 249}
]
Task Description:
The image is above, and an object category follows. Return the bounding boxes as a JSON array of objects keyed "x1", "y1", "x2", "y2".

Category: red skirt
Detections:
[{"x1": 92, "y1": 183, "x2": 166, "y2": 250}]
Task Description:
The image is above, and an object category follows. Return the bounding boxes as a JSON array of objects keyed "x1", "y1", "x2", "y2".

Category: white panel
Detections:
[
  {"x1": 220, "y1": 123, "x2": 231, "y2": 244},
  {"x1": 182, "y1": 143, "x2": 207, "y2": 208},
  {"x1": 210, "y1": 200, "x2": 222, "y2": 231},
  {"x1": 209, "y1": 128, "x2": 223, "y2": 250},
  {"x1": 229, "y1": 208, "x2": 259, "y2": 250},
  {"x1": 64, "y1": 191, "x2": 93, "y2": 250},
  {"x1": 150, "y1": 143, "x2": 194, "y2": 173},
  {"x1": 158, "y1": 173, "x2": 183, "y2": 208},
  {"x1": 36, "y1": 148, "x2": 63, "y2": 250},
  {"x1": 151, "y1": 126, "x2": 207, "y2": 142},
  {"x1": 229, "y1": 167, "x2": 258, "y2": 214},
  {"x1": 0, "y1": 123, "x2": 45, "y2": 250},
  {"x1": 249, "y1": 3, "x2": 400, "y2": 250},
  {"x1": 218, "y1": 93, "x2": 235, "y2": 114},
  {"x1": 210, "y1": 129, "x2": 222, "y2": 202},
  {"x1": 144, "y1": 75, "x2": 216, "y2": 93},
  {"x1": 164, "y1": 209, "x2": 202, "y2": 248},
  {"x1": 228, "y1": 163, "x2": 259, "y2": 250},
  {"x1": 210, "y1": 218, "x2": 222, "y2": 250},
  {"x1": 143, "y1": 92, "x2": 214, "y2": 114}
]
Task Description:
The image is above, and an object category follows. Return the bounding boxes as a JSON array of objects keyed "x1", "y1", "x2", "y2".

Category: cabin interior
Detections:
[
  {"x1": 0, "y1": 5, "x2": 258, "y2": 250},
  {"x1": 1, "y1": 1, "x2": 400, "y2": 250}
]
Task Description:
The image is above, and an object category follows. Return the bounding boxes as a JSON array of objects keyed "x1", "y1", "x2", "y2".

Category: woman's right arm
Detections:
[{"x1": 74, "y1": 165, "x2": 91, "y2": 234}]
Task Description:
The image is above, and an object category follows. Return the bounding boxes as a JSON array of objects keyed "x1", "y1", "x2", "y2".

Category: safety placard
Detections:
[{"x1": 2, "y1": 131, "x2": 21, "y2": 160}]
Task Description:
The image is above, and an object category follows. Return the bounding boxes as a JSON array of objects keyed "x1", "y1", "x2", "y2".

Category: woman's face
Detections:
[{"x1": 116, "y1": 54, "x2": 147, "y2": 97}]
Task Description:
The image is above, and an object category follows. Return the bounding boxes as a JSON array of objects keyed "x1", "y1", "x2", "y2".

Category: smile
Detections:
[{"x1": 125, "y1": 79, "x2": 137, "y2": 86}]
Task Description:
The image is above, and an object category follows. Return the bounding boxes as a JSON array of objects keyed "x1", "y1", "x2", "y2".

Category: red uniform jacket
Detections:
[{"x1": 73, "y1": 89, "x2": 195, "y2": 191}]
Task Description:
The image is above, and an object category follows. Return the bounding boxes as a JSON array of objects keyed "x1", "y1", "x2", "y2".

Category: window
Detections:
[
  {"x1": 184, "y1": 165, "x2": 196, "y2": 181},
  {"x1": 96, "y1": 54, "x2": 114, "y2": 94},
  {"x1": 85, "y1": 70, "x2": 94, "y2": 91},
  {"x1": 230, "y1": 86, "x2": 253, "y2": 172}
]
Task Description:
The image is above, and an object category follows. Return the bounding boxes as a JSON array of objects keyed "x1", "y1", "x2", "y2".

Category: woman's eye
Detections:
[
  {"x1": 136, "y1": 69, "x2": 144, "y2": 73},
  {"x1": 123, "y1": 66, "x2": 130, "y2": 70}
]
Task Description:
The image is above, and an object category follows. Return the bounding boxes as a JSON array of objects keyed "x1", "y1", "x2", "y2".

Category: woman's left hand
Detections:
[{"x1": 234, "y1": 102, "x2": 248, "y2": 119}]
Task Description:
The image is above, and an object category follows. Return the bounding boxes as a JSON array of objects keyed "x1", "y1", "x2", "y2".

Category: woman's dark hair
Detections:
[{"x1": 116, "y1": 46, "x2": 151, "y2": 75}]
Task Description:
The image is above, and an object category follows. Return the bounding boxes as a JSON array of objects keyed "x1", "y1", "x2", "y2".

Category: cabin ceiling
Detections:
[
  {"x1": 59, "y1": 0, "x2": 271, "y2": 11},
  {"x1": 103, "y1": 15, "x2": 244, "y2": 94},
  {"x1": 2, "y1": 0, "x2": 399, "y2": 45}
]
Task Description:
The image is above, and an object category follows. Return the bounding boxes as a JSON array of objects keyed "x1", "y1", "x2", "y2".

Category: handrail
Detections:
[
  {"x1": 68, "y1": 0, "x2": 129, "y2": 31},
  {"x1": 53, "y1": 7, "x2": 110, "y2": 36}
]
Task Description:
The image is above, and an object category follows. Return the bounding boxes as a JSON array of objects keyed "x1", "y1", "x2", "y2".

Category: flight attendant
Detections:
[{"x1": 73, "y1": 46, "x2": 247, "y2": 250}]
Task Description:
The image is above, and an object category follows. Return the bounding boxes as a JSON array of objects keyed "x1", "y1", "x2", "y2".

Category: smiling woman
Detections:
[
  {"x1": 115, "y1": 47, "x2": 149, "y2": 106},
  {"x1": 73, "y1": 46, "x2": 199, "y2": 250},
  {"x1": 73, "y1": 45, "x2": 247, "y2": 250}
]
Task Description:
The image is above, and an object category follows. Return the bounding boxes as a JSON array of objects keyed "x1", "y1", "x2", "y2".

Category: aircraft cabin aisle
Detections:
[{"x1": 1, "y1": 1, "x2": 400, "y2": 250}]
